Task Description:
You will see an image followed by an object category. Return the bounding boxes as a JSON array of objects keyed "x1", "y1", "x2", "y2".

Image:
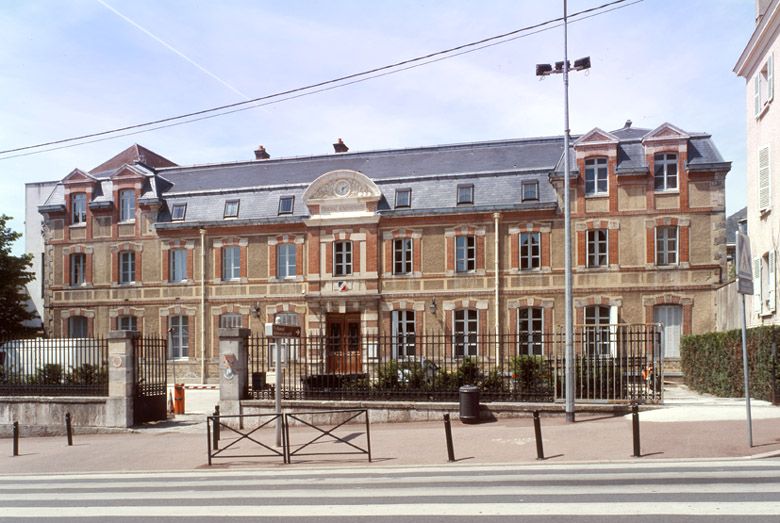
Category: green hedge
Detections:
[{"x1": 681, "y1": 326, "x2": 779, "y2": 401}]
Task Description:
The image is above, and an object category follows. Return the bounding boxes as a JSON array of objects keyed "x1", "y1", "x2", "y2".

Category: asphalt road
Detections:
[{"x1": 2, "y1": 459, "x2": 780, "y2": 521}]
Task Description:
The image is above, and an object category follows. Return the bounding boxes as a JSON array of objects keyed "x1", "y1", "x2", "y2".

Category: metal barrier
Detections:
[
  {"x1": 285, "y1": 409, "x2": 371, "y2": 464},
  {"x1": 206, "y1": 413, "x2": 287, "y2": 465}
]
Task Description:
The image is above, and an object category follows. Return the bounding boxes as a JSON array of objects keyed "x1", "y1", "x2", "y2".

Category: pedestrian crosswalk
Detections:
[{"x1": 1, "y1": 460, "x2": 779, "y2": 520}]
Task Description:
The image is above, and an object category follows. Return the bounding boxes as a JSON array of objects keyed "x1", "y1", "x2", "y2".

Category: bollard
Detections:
[
  {"x1": 443, "y1": 413, "x2": 455, "y2": 462},
  {"x1": 212, "y1": 405, "x2": 220, "y2": 450},
  {"x1": 632, "y1": 403, "x2": 641, "y2": 458},
  {"x1": 533, "y1": 410, "x2": 545, "y2": 460},
  {"x1": 12, "y1": 421, "x2": 19, "y2": 457},
  {"x1": 65, "y1": 412, "x2": 73, "y2": 446}
]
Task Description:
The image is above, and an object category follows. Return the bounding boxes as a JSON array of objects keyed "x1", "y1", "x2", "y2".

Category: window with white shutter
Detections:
[
  {"x1": 759, "y1": 146, "x2": 771, "y2": 212},
  {"x1": 756, "y1": 54, "x2": 774, "y2": 118},
  {"x1": 768, "y1": 250, "x2": 776, "y2": 313},
  {"x1": 754, "y1": 257, "x2": 762, "y2": 315}
]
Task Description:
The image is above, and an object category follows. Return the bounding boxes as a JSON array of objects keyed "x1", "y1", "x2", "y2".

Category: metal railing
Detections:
[
  {"x1": 247, "y1": 324, "x2": 662, "y2": 403},
  {"x1": 0, "y1": 337, "x2": 109, "y2": 396}
]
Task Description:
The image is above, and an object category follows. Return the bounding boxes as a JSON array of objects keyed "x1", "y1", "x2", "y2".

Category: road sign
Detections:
[
  {"x1": 264, "y1": 323, "x2": 301, "y2": 338},
  {"x1": 736, "y1": 232, "x2": 754, "y2": 295}
]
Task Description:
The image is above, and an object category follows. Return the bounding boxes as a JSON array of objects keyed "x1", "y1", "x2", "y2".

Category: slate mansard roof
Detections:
[{"x1": 38, "y1": 123, "x2": 730, "y2": 228}]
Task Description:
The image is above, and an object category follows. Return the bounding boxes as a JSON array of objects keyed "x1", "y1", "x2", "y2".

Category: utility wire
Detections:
[{"x1": 1, "y1": 0, "x2": 638, "y2": 159}]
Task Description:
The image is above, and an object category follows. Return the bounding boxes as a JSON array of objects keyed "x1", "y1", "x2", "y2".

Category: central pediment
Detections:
[
  {"x1": 302, "y1": 170, "x2": 382, "y2": 225},
  {"x1": 303, "y1": 170, "x2": 381, "y2": 202}
]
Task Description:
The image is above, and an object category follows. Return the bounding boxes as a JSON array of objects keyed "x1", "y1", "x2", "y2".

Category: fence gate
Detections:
[{"x1": 132, "y1": 336, "x2": 168, "y2": 424}]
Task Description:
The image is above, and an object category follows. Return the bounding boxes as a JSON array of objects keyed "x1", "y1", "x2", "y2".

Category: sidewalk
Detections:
[{"x1": 3, "y1": 384, "x2": 779, "y2": 474}]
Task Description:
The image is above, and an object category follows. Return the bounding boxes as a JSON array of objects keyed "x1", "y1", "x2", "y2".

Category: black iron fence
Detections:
[
  {"x1": 0, "y1": 337, "x2": 109, "y2": 396},
  {"x1": 247, "y1": 324, "x2": 662, "y2": 403}
]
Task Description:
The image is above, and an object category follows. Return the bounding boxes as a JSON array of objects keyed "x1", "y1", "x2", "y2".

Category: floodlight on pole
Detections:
[{"x1": 534, "y1": 0, "x2": 590, "y2": 423}]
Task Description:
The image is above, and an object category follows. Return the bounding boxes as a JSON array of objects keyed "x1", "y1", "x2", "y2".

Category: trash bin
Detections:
[
  {"x1": 173, "y1": 383, "x2": 185, "y2": 414},
  {"x1": 459, "y1": 385, "x2": 480, "y2": 423}
]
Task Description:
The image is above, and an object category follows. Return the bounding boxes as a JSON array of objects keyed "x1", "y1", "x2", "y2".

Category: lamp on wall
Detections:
[
  {"x1": 429, "y1": 298, "x2": 437, "y2": 315},
  {"x1": 252, "y1": 302, "x2": 262, "y2": 319}
]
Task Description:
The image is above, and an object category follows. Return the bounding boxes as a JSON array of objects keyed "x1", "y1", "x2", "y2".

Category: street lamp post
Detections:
[{"x1": 536, "y1": 1, "x2": 590, "y2": 423}]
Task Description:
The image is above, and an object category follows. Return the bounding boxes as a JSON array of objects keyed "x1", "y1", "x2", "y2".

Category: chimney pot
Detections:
[
  {"x1": 333, "y1": 138, "x2": 349, "y2": 153},
  {"x1": 624, "y1": 119, "x2": 632, "y2": 128},
  {"x1": 254, "y1": 145, "x2": 270, "y2": 160}
]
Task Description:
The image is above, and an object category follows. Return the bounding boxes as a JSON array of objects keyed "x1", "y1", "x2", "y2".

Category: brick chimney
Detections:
[
  {"x1": 333, "y1": 138, "x2": 349, "y2": 153},
  {"x1": 254, "y1": 145, "x2": 270, "y2": 160}
]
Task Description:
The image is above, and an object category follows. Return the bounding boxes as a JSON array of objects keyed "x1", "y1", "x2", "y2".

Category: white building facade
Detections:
[{"x1": 735, "y1": 0, "x2": 780, "y2": 326}]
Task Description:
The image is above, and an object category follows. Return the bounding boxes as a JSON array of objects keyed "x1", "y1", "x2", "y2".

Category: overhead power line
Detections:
[{"x1": 0, "y1": 0, "x2": 638, "y2": 160}]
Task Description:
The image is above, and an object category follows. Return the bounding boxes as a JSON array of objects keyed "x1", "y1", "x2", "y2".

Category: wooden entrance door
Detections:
[{"x1": 326, "y1": 313, "x2": 362, "y2": 374}]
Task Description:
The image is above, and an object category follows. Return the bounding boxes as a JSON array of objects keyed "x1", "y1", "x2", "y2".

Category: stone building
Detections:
[
  {"x1": 735, "y1": 0, "x2": 780, "y2": 326},
  {"x1": 34, "y1": 123, "x2": 729, "y2": 381}
]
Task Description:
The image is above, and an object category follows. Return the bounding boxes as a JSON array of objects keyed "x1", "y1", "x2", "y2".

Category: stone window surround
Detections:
[
  {"x1": 576, "y1": 219, "x2": 619, "y2": 270},
  {"x1": 161, "y1": 240, "x2": 195, "y2": 283},
  {"x1": 445, "y1": 225, "x2": 486, "y2": 276},
  {"x1": 213, "y1": 237, "x2": 248, "y2": 283},
  {"x1": 382, "y1": 229, "x2": 422, "y2": 278},
  {"x1": 268, "y1": 235, "x2": 304, "y2": 282}
]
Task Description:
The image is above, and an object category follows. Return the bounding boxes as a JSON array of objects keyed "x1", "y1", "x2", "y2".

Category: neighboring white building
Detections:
[
  {"x1": 24, "y1": 180, "x2": 58, "y2": 331},
  {"x1": 735, "y1": 0, "x2": 780, "y2": 326}
]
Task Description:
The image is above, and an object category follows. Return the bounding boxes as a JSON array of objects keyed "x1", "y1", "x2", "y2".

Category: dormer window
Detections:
[
  {"x1": 171, "y1": 203, "x2": 187, "y2": 221},
  {"x1": 395, "y1": 188, "x2": 412, "y2": 208},
  {"x1": 278, "y1": 196, "x2": 294, "y2": 215},
  {"x1": 521, "y1": 180, "x2": 539, "y2": 202},
  {"x1": 119, "y1": 189, "x2": 135, "y2": 222},
  {"x1": 584, "y1": 158, "x2": 608, "y2": 196},
  {"x1": 71, "y1": 193, "x2": 87, "y2": 224},
  {"x1": 457, "y1": 184, "x2": 474, "y2": 205},
  {"x1": 224, "y1": 200, "x2": 240, "y2": 218},
  {"x1": 654, "y1": 153, "x2": 678, "y2": 192}
]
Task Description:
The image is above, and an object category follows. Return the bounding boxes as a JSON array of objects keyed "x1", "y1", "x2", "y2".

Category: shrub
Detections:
[
  {"x1": 510, "y1": 355, "x2": 552, "y2": 394},
  {"x1": 67, "y1": 363, "x2": 107, "y2": 385},
  {"x1": 29, "y1": 363, "x2": 64, "y2": 385},
  {"x1": 681, "y1": 326, "x2": 779, "y2": 401}
]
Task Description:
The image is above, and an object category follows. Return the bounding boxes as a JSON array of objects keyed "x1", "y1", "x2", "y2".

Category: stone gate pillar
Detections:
[
  {"x1": 105, "y1": 330, "x2": 136, "y2": 428},
  {"x1": 219, "y1": 328, "x2": 250, "y2": 417}
]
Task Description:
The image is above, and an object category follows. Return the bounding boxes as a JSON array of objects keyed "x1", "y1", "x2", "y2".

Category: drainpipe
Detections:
[
  {"x1": 494, "y1": 212, "x2": 501, "y2": 362},
  {"x1": 200, "y1": 228, "x2": 206, "y2": 384}
]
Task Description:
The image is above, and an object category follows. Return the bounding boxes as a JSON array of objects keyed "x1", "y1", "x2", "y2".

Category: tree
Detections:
[{"x1": 0, "y1": 215, "x2": 35, "y2": 339}]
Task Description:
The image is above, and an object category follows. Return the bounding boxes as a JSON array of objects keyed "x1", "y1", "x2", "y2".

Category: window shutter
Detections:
[
  {"x1": 759, "y1": 146, "x2": 771, "y2": 211},
  {"x1": 754, "y1": 257, "x2": 762, "y2": 315},
  {"x1": 609, "y1": 305, "x2": 618, "y2": 357},
  {"x1": 755, "y1": 76, "x2": 761, "y2": 116},
  {"x1": 769, "y1": 54, "x2": 774, "y2": 102},
  {"x1": 769, "y1": 250, "x2": 776, "y2": 312}
]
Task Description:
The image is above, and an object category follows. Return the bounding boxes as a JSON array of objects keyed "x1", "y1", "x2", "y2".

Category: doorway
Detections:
[{"x1": 326, "y1": 313, "x2": 362, "y2": 373}]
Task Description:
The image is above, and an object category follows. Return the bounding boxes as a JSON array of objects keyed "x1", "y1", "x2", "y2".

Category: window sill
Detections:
[
  {"x1": 168, "y1": 280, "x2": 192, "y2": 285},
  {"x1": 69, "y1": 223, "x2": 87, "y2": 229},
  {"x1": 584, "y1": 193, "x2": 609, "y2": 199},
  {"x1": 118, "y1": 219, "x2": 136, "y2": 225},
  {"x1": 654, "y1": 189, "x2": 679, "y2": 195}
]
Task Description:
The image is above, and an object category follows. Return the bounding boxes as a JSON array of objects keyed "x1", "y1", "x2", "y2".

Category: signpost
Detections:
[
  {"x1": 265, "y1": 322, "x2": 301, "y2": 447},
  {"x1": 736, "y1": 231, "x2": 754, "y2": 447}
]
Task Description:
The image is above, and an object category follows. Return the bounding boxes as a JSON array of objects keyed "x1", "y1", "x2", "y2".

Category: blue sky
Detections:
[{"x1": 0, "y1": 0, "x2": 755, "y2": 254}]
